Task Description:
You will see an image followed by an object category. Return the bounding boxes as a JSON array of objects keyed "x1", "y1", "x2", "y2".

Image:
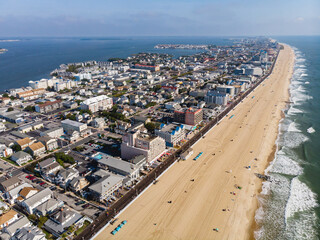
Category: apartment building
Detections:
[
  {"x1": 174, "y1": 107, "x2": 203, "y2": 126},
  {"x1": 80, "y1": 95, "x2": 113, "y2": 113},
  {"x1": 35, "y1": 100, "x2": 63, "y2": 114},
  {"x1": 121, "y1": 127, "x2": 166, "y2": 162}
]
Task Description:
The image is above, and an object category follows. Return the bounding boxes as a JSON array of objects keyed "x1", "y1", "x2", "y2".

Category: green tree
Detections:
[
  {"x1": 38, "y1": 216, "x2": 48, "y2": 228},
  {"x1": 12, "y1": 144, "x2": 21, "y2": 152},
  {"x1": 152, "y1": 85, "x2": 161, "y2": 92},
  {"x1": 54, "y1": 152, "x2": 75, "y2": 166},
  {"x1": 24, "y1": 105, "x2": 35, "y2": 112},
  {"x1": 145, "y1": 102, "x2": 156, "y2": 108},
  {"x1": 145, "y1": 122, "x2": 156, "y2": 133},
  {"x1": 2, "y1": 93, "x2": 9, "y2": 98},
  {"x1": 7, "y1": 107, "x2": 14, "y2": 112}
]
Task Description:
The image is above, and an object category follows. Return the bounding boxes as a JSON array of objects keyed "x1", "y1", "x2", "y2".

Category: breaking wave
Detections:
[{"x1": 254, "y1": 46, "x2": 319, "y2": 240}]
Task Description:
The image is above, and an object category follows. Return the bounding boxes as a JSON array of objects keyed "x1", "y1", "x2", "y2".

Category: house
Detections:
[
  {"x1": 88, "y1": 173, "x2": 124, "y2": 201},
  {"x1": 115, "y1": 120, "x2": 131, "y2": 135},
  {"x1": 31, "y1": 121, "x2": 44, "y2": 130},
  {"x1": 37, "y1": 158, "x2": 62, "y2": 182},
  {"x1": 0, "y1": 210, "x2": 18, "y2": 230},
  {"x1": 0, "y1": 176, "x2": 21, "y2": 193},
  {"x1": 4, "y1": 183, "x2": 33, "y2": 204},
  {"x1": 69, "y1": 176, "x2": 89, "y2": 192},
  {"x1": 12, "y1": 226, "x2": 46, "y2": 240},
  {"x1": 21, "y1": 188, "x2": 53, "y2": 214},
  {"x1": 15, "y1": 137, "x2": 33, "y2": 150},
  {"x1": 0, "y1": 123, "x2": 6, "y2": 132},
  {"x1": 55, "y1": 168, "x2": 79, "y2": 187},
  {"x1": 2, "y1": 216, "x2": 31, "y2": 237},
  {"x1": 91, "y1": 118, "x2": 105, "y2": 128},
  {"x1": 10, "y1": 151, "x2": 32, "y2": 166},
  {"x1": 0, "y1": 144, "x2": 13, "y2": 158},
  {"x1": 16, "y1": 187, "x2": 39, "y2": 203},
  {"x1": 34, "y1": 199, "x2": 64, "y2": 217},
  {"x1": 44, "y1": 208, "x2": 83, "y2": 237},
  {"x1": 18, "y1": 125, "x2": 33, "y2": 133},
  {"x1": 38, "y1": 136, "x2": 58, "y2": 151},
  {"x1": 26, "y1": 142, "x2": 46, "y2": 157}
]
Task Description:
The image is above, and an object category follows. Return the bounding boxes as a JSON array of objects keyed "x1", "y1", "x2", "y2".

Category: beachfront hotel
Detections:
[{"x1": 121, "y1": 126, "x2": 166, "y2": 163}]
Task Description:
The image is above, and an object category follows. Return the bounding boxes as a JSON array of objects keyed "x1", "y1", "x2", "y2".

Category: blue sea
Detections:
[
  {"x1": 0, "y1": 36, "x2": 232, "y2": 92},
  {"x1": 255, "y1": 36, "x2": 320, "y2": 240},
  {"x1": 0, "y1": 36, "x2": 319, "y2": 239}
]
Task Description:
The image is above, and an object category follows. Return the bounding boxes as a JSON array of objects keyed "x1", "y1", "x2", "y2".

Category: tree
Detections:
[
  {"x1": 2, "y1": 93, "x2": 9, "y2": 98},
  {"x1": 24, "y1": 105, "x2": 35, "y2": 112},
  {"x1": 152, "y1": 85, "x2": 161, "y2": 92},
  {"x1": 38, "y1": 216, "x2": 48, "y2": 228},
  {"x1": 145, "y1": 102, "x2": 156, "y2": 108},
  {"x1": 7, "y1": 107, "x2": 14, "y2": 112},
  {"x1": 66, "y1": 64, "x2": 80, "y2": 73},
  {"x1": 145, "y1": 122, "x2": 156, "y2": 133},
  {"x1": 54, "y1": 152, "x2": 75, "y2": 166},
  {"x1": 12, "y1": 144, "x2": 21, "y2": 152}
]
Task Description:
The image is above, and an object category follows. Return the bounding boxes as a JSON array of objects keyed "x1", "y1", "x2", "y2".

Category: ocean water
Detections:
[
  {"x1": 0, "y1": 36, "x2": 233, "y2": 92},
  {"x1": 255, "y1": 36, "x2": 320, "y2": 240}
]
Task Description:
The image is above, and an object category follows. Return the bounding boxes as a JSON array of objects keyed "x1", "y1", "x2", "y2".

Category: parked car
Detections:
[{"x1": 75, "y1": 200, "x2": 85, "y2": 206}]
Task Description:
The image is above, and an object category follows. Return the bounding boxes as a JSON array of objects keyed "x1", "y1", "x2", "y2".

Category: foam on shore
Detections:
[{"x1": 254, "y1": 46, "x2": 319, "y2": 240}]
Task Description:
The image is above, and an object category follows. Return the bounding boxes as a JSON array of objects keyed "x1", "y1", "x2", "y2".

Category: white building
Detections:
[
  {"x1": 121, "y1": 127, "x2": 166, "y2": 162},
  {"x1": 54, "y1": 80, "x2": 78, "y2": 92},
  {"x1": 80, "y1": 95, "x2": 113, "y2": 113},
  {"x1": 91, "y1": 118, "x2": 105, "y2": 128},
  {"x1": 21, "y1": 188, "x2": 53, "y2": 214},
  {"x1": 74, "y1": 73, "x2": 92, "y2": 81},
  {"x1": 155, "y1": 123, "x2": 185, "y2": 147},
  {"x1": 0, "y1": 144, "x2": 13, "y2": 158},
  {"x1": 29, "y1": 78, "x2": 60, "y2": 89},
  {"x1": 61, "y1": 119, "x2": 87, "y2": 133}
]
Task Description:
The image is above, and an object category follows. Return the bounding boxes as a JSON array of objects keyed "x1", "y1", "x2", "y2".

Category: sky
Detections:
[{"x1": 0, "y1": 0, "x2": 319, "y2": 37}]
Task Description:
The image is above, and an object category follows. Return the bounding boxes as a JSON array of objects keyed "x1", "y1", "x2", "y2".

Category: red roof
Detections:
[{"x1": 37, "y1": 100, "x2": 62, "y2": 108}]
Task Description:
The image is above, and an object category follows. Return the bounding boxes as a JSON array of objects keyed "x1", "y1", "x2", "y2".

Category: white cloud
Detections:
[{"x1": 296, "y1": 17, "x2": 304, "y2": 22}]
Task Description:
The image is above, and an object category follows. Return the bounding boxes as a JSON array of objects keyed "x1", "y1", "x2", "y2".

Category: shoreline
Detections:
[
  {"x1": 251, "y1": 46, "x2": 295, "y2": 239},
  {"x1": 93, "y1": 45, "x2": 295, "y2": 240}
]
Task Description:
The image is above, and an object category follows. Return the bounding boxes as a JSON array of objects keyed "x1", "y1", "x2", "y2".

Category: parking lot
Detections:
[{"x1": 55, "y1": 191, "x2": 101, "y2": 218}]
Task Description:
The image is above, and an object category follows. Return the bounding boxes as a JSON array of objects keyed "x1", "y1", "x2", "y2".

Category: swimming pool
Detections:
[{"x1": 94, "y1": 154, "x2": 103, "y2": 160}]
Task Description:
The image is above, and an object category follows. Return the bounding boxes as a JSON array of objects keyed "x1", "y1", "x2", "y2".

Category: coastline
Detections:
[
  {"x1": 250, "y1": 60, "x2": 294, "y2": 239},
  {"x1": 94, "y1": 45, "x2": 295, "y2": 240}
]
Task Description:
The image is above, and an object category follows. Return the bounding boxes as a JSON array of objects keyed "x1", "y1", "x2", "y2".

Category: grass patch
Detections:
[
  {"x1": 74, "y1": 220, "x2": 91, "y2": 236},
  {"x1": 1, "y1": 157, "x2": 18, "y2": 166},
  {"x1": 42, "y1": 228, "x2": 55, "y2": 240}
]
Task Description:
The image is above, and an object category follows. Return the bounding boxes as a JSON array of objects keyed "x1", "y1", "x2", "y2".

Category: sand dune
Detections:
[{"x1": 94, "y1": 45, "x2": 294, "y2": 240}]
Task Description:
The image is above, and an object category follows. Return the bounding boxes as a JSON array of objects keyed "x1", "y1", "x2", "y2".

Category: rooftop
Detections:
[
  {"x1": 89, "y1": 173, "x2": 124, "y2": 195},
  {"x1": 0, "y1": 210, "x2": 17, "y2": 227},
  {"x1": 96, "y1": 153, "x2": 136, "y2": 175},
  {"x1": 82, "y1": 95, "x2": 111, "y2": 105},
  {"x1": 28, "y1": 142, "x2": 45, "y2": 151},
  {"x1": 61, "y1": 119, "x2": 86, "y2": 128}
]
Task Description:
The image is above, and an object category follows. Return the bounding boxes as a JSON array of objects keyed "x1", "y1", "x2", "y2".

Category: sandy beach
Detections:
[{"x1": 94, "y1": 44, "x2": 295, "y2": 240}]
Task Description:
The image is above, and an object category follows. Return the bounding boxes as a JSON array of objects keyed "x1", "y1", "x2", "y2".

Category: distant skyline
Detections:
[{"x1": 0, "y1": 0, "x2": 319, "y2": 37}]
